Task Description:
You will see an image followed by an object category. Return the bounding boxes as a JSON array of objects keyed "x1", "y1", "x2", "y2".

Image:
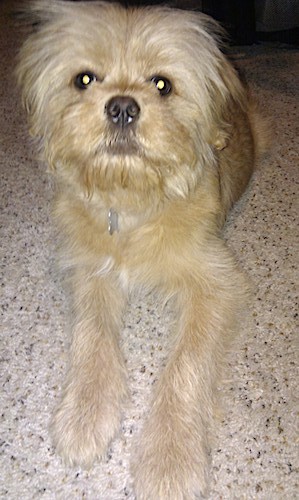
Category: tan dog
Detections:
[{"x1": 17, "y1": 1, "x2": 269, "y2": 498}]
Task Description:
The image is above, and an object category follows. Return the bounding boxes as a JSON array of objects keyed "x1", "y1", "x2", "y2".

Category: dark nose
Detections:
[{"x1": 105, "y1": 96, "x2": 140, "y2": 128}]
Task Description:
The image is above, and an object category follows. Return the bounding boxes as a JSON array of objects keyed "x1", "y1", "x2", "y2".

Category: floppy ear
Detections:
[
  {"x1": 206, "y1": 55, "x2": 247, "y2": 152},
  {"x1": 14, "y1": 0, "x2": 66, "y2": 34},
  {"x1": 188, "y1": 12, "x2": 248, "y2": 151},
  {"x1": 15, "y1": 1, "x2": 66, "y2": 136},
  {"x1": 210, "y1": 59, "x2": 248, "y2": 152}
]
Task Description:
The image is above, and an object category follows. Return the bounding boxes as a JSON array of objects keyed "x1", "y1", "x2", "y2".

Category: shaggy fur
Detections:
[{"x1": 16, "y1": 1, "x2": 269, "y2": 498}]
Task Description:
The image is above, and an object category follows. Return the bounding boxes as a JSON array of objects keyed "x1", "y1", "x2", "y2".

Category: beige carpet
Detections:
[{"x1": 1, "y1": 2, "x2": 298, "y2": 499}]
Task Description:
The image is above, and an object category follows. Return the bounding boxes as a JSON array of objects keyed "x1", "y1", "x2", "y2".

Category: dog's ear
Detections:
[
  {"x1": 13, "y1": 0, "x2": 63, "y2": 27},
  {"x1": 206, "y1": 61, "x2": 244, "y2": 152},
  {"x1": 209, "y1": 56, "x2": 247, "y2": 152},
  {"x1": 15, "y1": 1, "x2": 66, "y2": 139},
  {"x1": 187, "y1": 12, "x2": 247, "y2": 151}
]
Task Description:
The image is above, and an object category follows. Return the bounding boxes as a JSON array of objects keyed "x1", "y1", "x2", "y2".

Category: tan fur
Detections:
[{"x1": 16, "y1": 2, "x2": 269, "y2": 498}]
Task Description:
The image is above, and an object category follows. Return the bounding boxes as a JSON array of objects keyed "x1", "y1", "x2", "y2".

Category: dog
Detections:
[{"x1": 16, "y1": 1, "x2": 269, "y2": 498}]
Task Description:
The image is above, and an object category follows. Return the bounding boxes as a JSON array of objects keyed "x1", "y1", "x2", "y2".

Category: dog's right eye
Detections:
[{"x1": 74, "y1": 71, "x2": 97, "y2": 90}]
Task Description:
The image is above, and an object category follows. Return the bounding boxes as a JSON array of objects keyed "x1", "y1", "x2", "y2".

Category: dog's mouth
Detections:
[{"x1": 101, "y1": 132, "x2": 141, "y2": 156}]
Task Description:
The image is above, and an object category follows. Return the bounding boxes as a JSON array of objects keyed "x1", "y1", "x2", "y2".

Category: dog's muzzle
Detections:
[{"x1": 105, "y1": 96, "x2": 140, "y2": 129}]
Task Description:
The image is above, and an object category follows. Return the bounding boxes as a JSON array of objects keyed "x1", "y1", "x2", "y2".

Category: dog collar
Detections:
[{"x1": 108, "y1": 208, "x2": 119, "y2": 235}]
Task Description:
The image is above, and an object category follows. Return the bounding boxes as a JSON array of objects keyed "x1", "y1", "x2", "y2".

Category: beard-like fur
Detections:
[{"x1": 16, "y1": 2, "x2": 270, "y2": 498}]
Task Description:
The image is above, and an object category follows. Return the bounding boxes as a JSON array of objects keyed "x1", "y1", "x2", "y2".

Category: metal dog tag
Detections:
[{"x1": 108, "y1": 208, "x2": 119, "y2": 235}]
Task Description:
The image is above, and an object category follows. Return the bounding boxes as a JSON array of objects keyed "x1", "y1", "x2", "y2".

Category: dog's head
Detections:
[{"x1": 17, "y1": 1, "x2": 244, "y2": 200}]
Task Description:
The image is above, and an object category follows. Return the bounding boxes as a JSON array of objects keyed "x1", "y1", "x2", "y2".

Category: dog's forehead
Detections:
[
  {"x1": 69, "y1": 6, "x2": 199, "y2": 71},
  {"x1": 27, "y1": 3, "x2": 222, "y2": 98}
]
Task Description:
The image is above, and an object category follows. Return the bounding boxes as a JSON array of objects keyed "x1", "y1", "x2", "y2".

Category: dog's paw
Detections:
[
  {"x1": 51, "y1": 385, "x2": 122, "y2": 467},
  {"x1": 132, "y1": 422, "x2": 210, "y2": 500}
]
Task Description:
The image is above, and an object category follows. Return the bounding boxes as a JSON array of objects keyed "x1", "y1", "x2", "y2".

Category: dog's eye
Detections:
[
  {"x1": 74, "y1": 71, "x2": 97, "y2": 90},
  {"x1": 151, "y1": 76, "x2": 172, "y2": 96}
]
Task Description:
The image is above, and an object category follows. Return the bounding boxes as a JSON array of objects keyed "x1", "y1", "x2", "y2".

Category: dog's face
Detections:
[{"x1": 17, "y1": 1, "x2": 242, "y2": 199}]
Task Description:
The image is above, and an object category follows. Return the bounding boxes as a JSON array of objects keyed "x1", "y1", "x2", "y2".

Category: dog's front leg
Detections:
[
  {"x1": 51, "y1": 269, "x2": 127, "y2": 467},
  {"x1": 133, "y1": 261, "x2": 244, "y2": 499}
]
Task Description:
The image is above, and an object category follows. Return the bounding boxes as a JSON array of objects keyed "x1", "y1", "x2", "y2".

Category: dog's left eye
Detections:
[
  {"x1": 74, "y1": 71, "x2": 97, "y2": 90},
  {"x1": 151, "y1": 76, "x2": 172, "y2": 96}
]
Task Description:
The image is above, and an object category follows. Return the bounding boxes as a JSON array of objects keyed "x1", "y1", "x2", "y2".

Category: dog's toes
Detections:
[
  {"x1": 51, "y1": 390, "x2": 121, "y2": 467},
  {"x1": 132, "y1": 458, "x2": 208, "y2": 500},
  {"x1": 131, "y1": 433, "x2": 210, "y2": 499}
]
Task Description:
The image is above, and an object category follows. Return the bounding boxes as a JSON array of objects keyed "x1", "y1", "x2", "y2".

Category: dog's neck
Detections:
[
  {"x1": 94, "y1": 190, "x2": 165, "y2": 235},
  {"x1": 82, "y1": 187, "x2": 169, "y2": 235}
]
